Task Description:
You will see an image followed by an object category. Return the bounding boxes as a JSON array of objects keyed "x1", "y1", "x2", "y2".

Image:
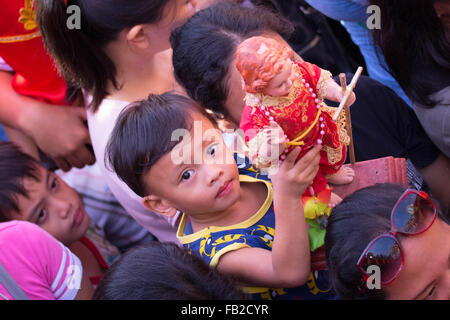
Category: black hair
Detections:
[
  {"x1": 106, "y1": 92, "x2": 217, "y2": 197},
  {"x1": 370, "y1": 0, "x2": 450, "y2": 107},
  {"x1": 170, "y1": 2, "x2": 293, "y2": 118},
  {"x1": 35, "y1": 0, "x2": 171, "y2": 111},
  {"x1": 0, "y1": 141, "x2": 40, "y2": 222},
  {"x1": 325, "y1": 183, "x2": 448, "y2": 300},
  {"x1": 93, "y1": 242, "x2": 248, "y2": 300}
]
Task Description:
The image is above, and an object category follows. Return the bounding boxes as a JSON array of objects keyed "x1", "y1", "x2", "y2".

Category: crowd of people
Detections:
[{"x1": 0, "y1": 0, "x2": 448, "y2": 300}]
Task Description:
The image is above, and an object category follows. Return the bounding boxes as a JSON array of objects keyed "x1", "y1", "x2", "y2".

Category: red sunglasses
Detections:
[{"x1": 356, "y1": 189, "x2": 438, "y2": 286}]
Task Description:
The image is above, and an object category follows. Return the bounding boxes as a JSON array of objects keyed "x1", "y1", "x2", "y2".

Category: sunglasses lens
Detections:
[
  {"x1": 360, "y1": 236, "x2": 402, "y2": 284},
  {"x1": 392, "y1": 192, "x2": 436, "y2": 234}
]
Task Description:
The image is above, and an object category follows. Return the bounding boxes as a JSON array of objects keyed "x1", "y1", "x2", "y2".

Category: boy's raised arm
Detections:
[{"x1": 217, "y1": 146, "x2": 321, "y2": 288}]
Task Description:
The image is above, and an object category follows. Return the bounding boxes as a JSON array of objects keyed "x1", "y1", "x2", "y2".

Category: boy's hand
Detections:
[{"x1": 269, "y1": 145, "x2": 321, "y2": 199}]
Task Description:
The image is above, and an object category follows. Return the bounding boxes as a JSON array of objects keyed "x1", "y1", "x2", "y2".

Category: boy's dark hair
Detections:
[
  {"x1": 0, "y1": 142, "x2": 40, "y2": 222},
  {"x1": 35, "y1": 0, "x2": 171, "y2": 111},
  {"x1": 106, "y1": 92, "x2": 217, "y2": 197},
  {"x1": 93, "y1": 242, "x2": 248, "y2": 300},
  {"x1": 325, "y1": 183, "x2": 447, "y2": 300},
  {"x1": 170, "y1": 2, "x2": 294, "y2": 119}
]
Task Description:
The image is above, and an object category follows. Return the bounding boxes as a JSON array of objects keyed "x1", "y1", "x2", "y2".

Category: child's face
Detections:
[
  {"x1": 265, "y1": 58, "x2": 296, "y2": 97},
  {"x1": 142, "y1": 112, "x2": 241, "y2": 218},
  {"x1": 8, "y1": 165, "x2": 90, "y2": 246}
]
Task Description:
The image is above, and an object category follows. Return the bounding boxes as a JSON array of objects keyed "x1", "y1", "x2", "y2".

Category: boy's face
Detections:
[
  {"x1": 265, "y1": 58, "x2": 296, "y2": 97},
  {"x1": 142, "y1": 112, "x2": 241, "y2": 218},
  {"x1": 8, "y1": 164, "x2": 90, "y2": 246}
]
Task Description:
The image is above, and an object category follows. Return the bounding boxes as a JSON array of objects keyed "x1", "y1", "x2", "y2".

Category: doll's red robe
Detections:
[{"x1": 240, "y1": 61, "x2": 349, "y2": 196}]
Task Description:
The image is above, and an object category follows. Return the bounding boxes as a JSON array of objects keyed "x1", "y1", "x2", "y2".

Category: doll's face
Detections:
[{"x1": 264, "y1": 58, "x2": 296, "y2": 97}]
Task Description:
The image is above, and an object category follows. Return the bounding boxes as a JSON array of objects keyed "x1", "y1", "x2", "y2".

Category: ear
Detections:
[
  {"x1": 126, "y1": 25, "x2": 150, "y2": 49},
  {"x1": 142, "y1": 194, "x2": 178, "y2": 218}
]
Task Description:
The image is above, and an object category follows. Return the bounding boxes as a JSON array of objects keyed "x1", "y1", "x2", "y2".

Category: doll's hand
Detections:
[
  {"x1": 257, "y1": 121, "x2": 287, "y2": 164},
  {"x1": 326, "y1": 81, "x2": 356, "y2": 107},
  {"x1": 336, "y1": 90, "x2": 356, "y2": 108}
]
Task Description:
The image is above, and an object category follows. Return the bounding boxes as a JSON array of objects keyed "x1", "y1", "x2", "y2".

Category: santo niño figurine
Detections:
[{"x1": 236, "y1": 36, "x2": 355, "y2": 248}]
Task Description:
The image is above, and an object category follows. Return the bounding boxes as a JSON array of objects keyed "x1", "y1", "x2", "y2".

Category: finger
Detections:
[
  {"x1": 297, "y1": 154, "x2": 320, "y2": 178},
  {"x1": 76, "y1": 123, "x2": 91, "y2": 145},
  {"x1": 72, "y1": 106, "x2": 88, "y2": 121},
  {"x1": 66, "y1": 155, "x2": 84, "y2": 169},
  {"x1": 346, "y1": 93, "x2": 356, "y2": 107},
  {"x1": 84, "y1": 133, "x2": 92, "y2": 145},
  {"x1": 54, "y1": 157, "x2": 72, "y2": 172},
  {"x1": 291, "y1": 147, "x2": 321, "y2": 177},
  {"x1": 282, "y1": 147, "x2": 302, "y2": 167},
  {"x1": 294, "y1": 145, "x2": 321, "y2": 167},
  {"x1": 302, "y1": 162, "x2": 320, "y2": 182},
  {"x1": 75, "y1": 146, "x2": 96, "y2": 166}
]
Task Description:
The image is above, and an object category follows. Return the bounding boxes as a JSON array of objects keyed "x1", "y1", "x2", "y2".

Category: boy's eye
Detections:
[
  {"x1": 206, "y1": 144, "x2": 217, "y2": 157},
  {"x1": 181, "y1": 169, "x2": 194, "y2": 181},
  {"x1": 425, "y1": 286, "x2": 436, "y2": 300},
  {"x1": 50, "y1": 178, "x2": 58, "y2": 191},
  {"x1": 37, "y1": 209, "x2": 47, "y2": 224}
]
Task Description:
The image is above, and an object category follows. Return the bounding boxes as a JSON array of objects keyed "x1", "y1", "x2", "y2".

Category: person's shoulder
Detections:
[{"x1": 0, "y1": 220, "x2": 42, "y2": 239}]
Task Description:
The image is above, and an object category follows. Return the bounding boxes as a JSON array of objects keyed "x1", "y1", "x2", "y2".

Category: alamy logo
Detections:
[
  {"x1": 66, "y1": 264, "x2": 82, "y2": 290},
  {"x1": 366, "y1": 5, "x2": 381, "y2": 30},
  {"x1": 170, "y1": 121, "x2": 247, "y2": 167},
  {"x1": 66, "y1": 5, "x2": 81, "y2": 30},
  {"x1": 366, "y1": 265, "x2": 381, "y2": 290}
]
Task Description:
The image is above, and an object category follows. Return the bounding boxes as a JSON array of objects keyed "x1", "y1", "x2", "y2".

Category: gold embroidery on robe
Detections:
[
  {"x1": 316, "y1": 70, "x2": 333, "y2": 100},
  {"x1": 321, "y1": 106, "x2": 350, "y2": 165},
  {"x1": 19, "y1": 0, "x2": 37, "y2": 31},
  {"x1": 0, "y1": 0, "x2": 40, "y2": 44}
]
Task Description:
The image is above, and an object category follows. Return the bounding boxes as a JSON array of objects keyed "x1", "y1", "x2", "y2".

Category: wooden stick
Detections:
[
  {"x1": 339, "y1": 73, "x2": 356, "y2": 165},
  {"x1": 339, "y1": 73, "x2": 347, "y2": 93},
  {"x1": 332, "y1": 66, "x2": 363, "y2": 121}
]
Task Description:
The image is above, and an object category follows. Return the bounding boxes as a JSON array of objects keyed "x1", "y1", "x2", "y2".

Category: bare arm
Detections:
[
  {"x1": 74, "y1": 267, "x2": 94, "y2": 300},
  {"x1": 2, "y1": 125, "x2": 39, "y2": 159},
  {"x1": 217, "y1": 146, "x2": 321, "y2": 288}
]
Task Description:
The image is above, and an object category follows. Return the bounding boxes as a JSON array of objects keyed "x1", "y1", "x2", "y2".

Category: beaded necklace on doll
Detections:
[{"x1": 253, "y1": 75, "x2": 326, "y2": 163}]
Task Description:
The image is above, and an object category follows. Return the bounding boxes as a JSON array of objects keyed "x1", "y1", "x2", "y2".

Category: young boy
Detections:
[
  {"x1": 106, "y1": 92, "x2": 335, "y2": 300},
  {"x1": 0, "y1": 141, "x2": 121, "y2": 287}
]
